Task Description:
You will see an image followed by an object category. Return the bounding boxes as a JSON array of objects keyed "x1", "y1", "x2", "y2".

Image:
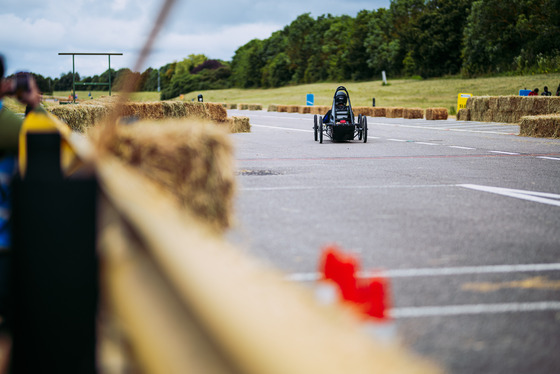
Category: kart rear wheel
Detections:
[
  {"x1": 314, "y1": 115, "x2": 318, "y2": 141},
  {"x1": 358, "y1": 114, "x2": 363, "y2": 140},
  {"x1": 363, "y1": 116, "x2": 368, "y2": 143},
  {"x1": 319, "y1": 116, "x2": 323, "y2": 144}
]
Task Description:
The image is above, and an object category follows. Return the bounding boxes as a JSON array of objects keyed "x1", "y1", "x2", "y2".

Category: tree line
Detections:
[{"x1": 30, "y1": 0, "x2": 560, "y2": 98}]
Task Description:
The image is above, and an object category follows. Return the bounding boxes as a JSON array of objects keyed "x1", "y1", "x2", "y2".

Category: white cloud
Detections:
[
  {"x1": 1, "y1": 0, "x2": 391, "y2": 78},
  {"x1": 158, "y1": 22, "x2": 282, "y2": 61}
]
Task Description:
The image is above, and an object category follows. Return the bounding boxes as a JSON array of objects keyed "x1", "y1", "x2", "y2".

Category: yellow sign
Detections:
[{"x1": 457, "y1": 93, "x2": 472, "y2": 110}]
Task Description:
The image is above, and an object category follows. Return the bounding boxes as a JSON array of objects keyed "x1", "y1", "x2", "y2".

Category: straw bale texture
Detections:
[
  {"x1": 300, "y1": 106, "x2": 311, "y2": 114},
  {"x1": 519, "y1": 114, "x2": 560, "y2": 138},
  {"x1": 371, "y1": 107, "x2": 386, "y2": 117},
  {"x1": 225, "y1": 103, "x2": 238, "y2": 109},
  {"x1": 286, "y1": 105, "x2": 299, "y2": 113},
  {"x1": 353, "y1": 107, "x2": 373, "y2": 116},
  {"x1": 204, "y1": 103, "x2": 228, "y2": 122},
  {"x1": 386, "y1": 107, "x2": 403, "y2": 118},
  {"x1": 248, "y1": 104, "x2": 263, "y2": 111},
  {"x1": 93, "y1": 119, "x2": 236, "y2": 230},
  {"x1": 456, "y1": 108, "x2": 470, "y2": 121},
  {"x1": 268, "y1": 104, "x2": 278, "y2": 112},
  {"x1": 403, "y1": 108, "x2": 424, "y2": 119},
  {"x1": 48, "y1": 104, "x2": 109, "y2": 132},
  {"x1": 460, "y1": 96, "x2": 560, "y2": 123},
  {"x1": 425, "y1": 108, "x2": 448, "y2": 120},
  {"x1": 237, "y1": 104, "x2": 250, "y2": 110},
  {"x1": 277, "y1": 105, "x2": 288, "y2": 112},
  {"x1": 222, "y1": 116, "x2": 251, "y2": 133}
]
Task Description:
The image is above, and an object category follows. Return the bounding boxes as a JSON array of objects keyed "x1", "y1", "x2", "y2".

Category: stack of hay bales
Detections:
[
  {"x1": 519, "y1": 114, "x2": 560, "y2": 138},
  {"x1": 425, "y1": 108, "x2": 448, "y2": 120},
  {"x1": 460, "y1": 96, "x2": 560, "y2": 123},
  {"x1": 403, "y1": 108, "x2": 424, "y2": 119},
  {"x1": 386, "y1": 107, "x2": 404, "y2": 118},
  {"x1": 93, "y1": 119, "x2": 236, "y2": 230},
  {"x1": 267, "y1": 104, "x2": 278, "y2": 112},
  {"x1": 47, "y1": 100, "x2": 247, "y2": 133},
  {"x1": 48, "y1": 104, "x2": 110, "y2": 132}
]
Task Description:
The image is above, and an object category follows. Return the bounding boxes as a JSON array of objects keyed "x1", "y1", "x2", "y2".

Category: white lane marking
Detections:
[
  {"x1": 286, "y1": 263, "x2": 560, "y2": 282},
  {"x1": 241, "y1": 184, "x2": 455, "y2": 192},
  {"x1": 459, "y1": 184, "x2": 560, "y2": 207},
  {"x1": 251, "y1": 124, "x2": 312, "y2": 133},
  {"x1": 415, "y1": 142, "x2": 439, "y2": 146},
  {"x1": 489, "y1": 151, "x2": 520, "y2": 155},
  {"x1": 372, "y1": 122, "x2": 518, "y2": 135},
  {"x1": 391, "y1": 302, "x2": 560, "y2": 318},
  {"x1": 537, "y1": 156, "x2": 560, "y2": 161},
  {"x1": 449, "y1": 146, "x2": 476, "y2": 150},
  {"x1": 387, "y1": 138, "x2": 407, "y2": 142}
]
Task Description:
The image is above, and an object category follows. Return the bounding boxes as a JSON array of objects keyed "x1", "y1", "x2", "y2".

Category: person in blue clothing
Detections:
[{"x1": 0, "y1": 54, "x2": 43, "y2": 316}]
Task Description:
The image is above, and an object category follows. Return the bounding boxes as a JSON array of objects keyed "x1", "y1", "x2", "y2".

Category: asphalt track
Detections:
[{"x1": 226, "y1": 110, "x2": 560, "y2": 374}]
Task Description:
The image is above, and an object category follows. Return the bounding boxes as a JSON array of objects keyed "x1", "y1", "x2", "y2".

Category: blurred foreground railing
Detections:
[{"x1": 11, "y1": 113, "x2": 441, "y2": 374}]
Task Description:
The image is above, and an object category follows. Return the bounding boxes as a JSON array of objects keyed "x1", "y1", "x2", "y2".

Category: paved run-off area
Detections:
[{"x1": 226, "y1": 110, "x2": 560, "y2": 374}]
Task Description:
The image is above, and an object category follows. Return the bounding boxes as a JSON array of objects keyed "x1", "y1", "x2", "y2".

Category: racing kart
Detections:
[{"x1": 313, "y1": 86, "x2": 367, "y2": 143}]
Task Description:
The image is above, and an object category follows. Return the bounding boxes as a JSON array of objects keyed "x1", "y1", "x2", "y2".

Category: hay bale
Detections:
[
  {"x1": 371, "y1": 107, "x2": 386, "y2": 117},
  {"x1": 548, "y1": 97, "x2": 560, "y2": 114},
  {"x1": 237, "y1": 103, "x2": 249, "y2": 110},
  {"x1": 268, "y1": 104, "x2": 278, "y2": 112},
  {"x1": 222, "y1": 116, "x2": 251, "y2": 133},
  {"x1": 519, "y1": 114, "x2": 560, "y2": 138},
  {"x1": 184, "y1": 102, "x2": 210, "y2": 120},
  {"x1": 403, "y1": 108, "x2": 424, "y2": 119},
  {"x1": 277, "y1": 105, "x2": 288, "y2": 113},
  {"x1": 386, "y1": 107, "x2": 403, "y2": 118},
  {"x1": 225, "y1": 103, "x2": 237, "y2": 110},
  {"x1": 248, "y1": 104, "x2": 263, "y2": 111},
  {"x1": 48, "y1": 104, "x2": 109, "y2": 132},
  {"x1": 300, "y1": 106, "x2": 311, "y2": 114},
  {"x1": 288, "y1": 105, "x2": 299, "y2": 113},
  {"x1": 92, "y1": 119, "x2": 236, "y2": 230},
  {"x1": 353, "y1": 106, "x2": 374, "y2": 116},
  {"x1": 204, "y1": 103, "x2": 228, "y2": 122},
  {"x1": 426, "y1": 108, "x2": 448, "y2": 120},
  {"x1": 456, "y1": 108, "x2": 470, "y2": 121}
]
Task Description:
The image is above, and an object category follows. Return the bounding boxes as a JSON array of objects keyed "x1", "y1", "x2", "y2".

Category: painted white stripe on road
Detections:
[
  {"x1": 459, "y1": 184, "x2": 560, "y2": 207},
  {"x1": 415, "y1": 142, "x2": 439, "y2": 146},
  {"x1": 449, "y1": 146, "x2": 476, "y2": 150},
  {"x1": 489, "y1": 151, "x2": 520, "y2": 155},
  {"x1": 391, "y1": 301, "x2": 560, "y2": 318},
  {"x1": 241, "y1": 184, "x2": 455, "y2": 192},
  {"x1": 286, "y1": 263, "x2": 560, "y2": 282},
  {"x1": 537, "y1": 156, "x2": 560, "y2": 161},
  {"x1": 372, "y1": 122, "x2": 518, "y2": 135},
  {"x1": 387, "y1": 138, "x2": 407, "y2": 142},
  {"x1": 251, "y1": 124, "x2": 312, "y2": 133}
]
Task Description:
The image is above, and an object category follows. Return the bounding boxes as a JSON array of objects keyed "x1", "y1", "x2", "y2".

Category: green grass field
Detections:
[
  {"x1": 3, "y1": 73, "x2": 558, "y2": 114},
  {"x1": 182, "y1": 74, "x2": 560, "y2": 111}
]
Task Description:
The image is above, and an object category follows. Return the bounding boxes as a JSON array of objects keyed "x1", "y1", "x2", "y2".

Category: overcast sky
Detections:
[{"x1": 1, "y1": 0, "x2": 390, "y2": 79}]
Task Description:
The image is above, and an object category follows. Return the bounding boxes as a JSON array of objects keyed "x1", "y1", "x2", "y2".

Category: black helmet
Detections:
[{"x1": 335, "y1": 91, "x2": 347, "y2": 105}]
